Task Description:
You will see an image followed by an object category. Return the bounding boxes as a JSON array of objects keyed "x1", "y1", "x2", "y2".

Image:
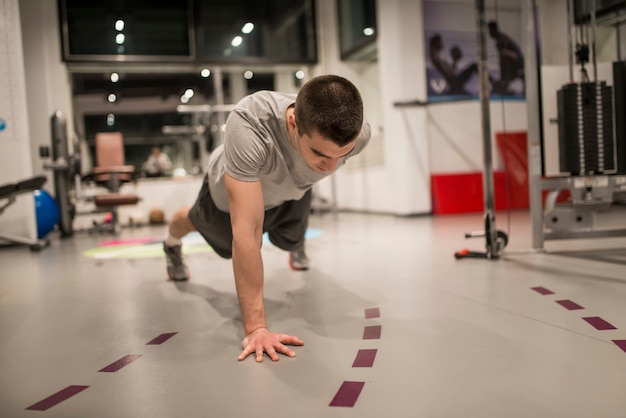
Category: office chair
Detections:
[{"x1": 83, "y1": 132, "x2": 140, "y2": 234}]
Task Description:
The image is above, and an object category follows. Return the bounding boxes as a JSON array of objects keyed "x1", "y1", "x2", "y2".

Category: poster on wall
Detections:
[{"x1": 424, "y1": 1, "x2": 525, "y2": 102}]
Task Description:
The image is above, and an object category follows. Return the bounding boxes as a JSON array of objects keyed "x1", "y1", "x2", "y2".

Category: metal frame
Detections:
[{"x1": 452, "y1": 0, "x2": 509, "y2": 260}]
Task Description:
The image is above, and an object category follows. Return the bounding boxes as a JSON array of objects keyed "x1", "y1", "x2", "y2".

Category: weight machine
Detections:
[
  {"x1": 457, "y1": 0, "x2": 626, "y2": 259},
  {"x1": 40, "y1": 111, "x2": 79, "y2": 238},
  {"x1": 528, "y1": 0, "x2": 626, "y2": 250}
]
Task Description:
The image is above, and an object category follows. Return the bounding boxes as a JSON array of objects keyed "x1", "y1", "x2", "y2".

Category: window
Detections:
[
  {"x1": 337, "y1": 0, "x2": 377, "y2": 61},
  {"x1": 574, "y1": 0, "x2": 626, "y2": 24},
  {"x1": 58, "y1": 0, "x2": 317, "y2": 64},
  {"x1": 60, "y1": 0, "x2": 193, "y2": 61},
  {"x1": 195, "y1": 0, "x2": 317, "y2": 63},
  {"x1": 75, "y1": 71, "x2": 277, "y2": 177},
  {"x1": 83, "y1": 112, "x2": 205, "y2": 176}
]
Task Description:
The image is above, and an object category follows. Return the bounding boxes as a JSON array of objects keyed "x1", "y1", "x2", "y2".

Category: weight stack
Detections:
[
  {"x1": 612, "y1": 62, "x2": 626, "y2": 174},
  {"x1": 557, "y1": 81, "x2": 615, "y2": 175}
]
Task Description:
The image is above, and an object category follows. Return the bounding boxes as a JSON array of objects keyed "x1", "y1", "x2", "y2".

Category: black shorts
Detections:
[{"x1": 187, "y1": 174, "x2": 312, "y2": 259}]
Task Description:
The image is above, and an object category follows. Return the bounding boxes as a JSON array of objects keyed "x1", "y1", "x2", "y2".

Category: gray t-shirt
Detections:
[{"x1": 207, "y1": 90, "x2": 371, "y2": 212}]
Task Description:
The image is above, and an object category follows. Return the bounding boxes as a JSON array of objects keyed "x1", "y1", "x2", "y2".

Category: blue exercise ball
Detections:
[{"x1": 33, "y1": 189, "x2": 60, "y2": 238}]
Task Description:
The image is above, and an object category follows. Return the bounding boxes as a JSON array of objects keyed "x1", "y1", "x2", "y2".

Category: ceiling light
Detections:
[
  {"x1": 116, "y1": 33, "x2": 125, "y2": 44},
  {"x1": 200, "y1": 68, "x2": 211, "y2": 78},
  {"x1": 241, "y1": 22, "x2": 254, "y2": 34},
  {"x1": 115, "y1": 20, "x2": 125, "y2": 31},
  {"x1": 110, "y1": 72, "x2": 119, "y2": 83},
  {"x1": 244, "y1": 71, "x2": 253, "y2": 80},
  {"x1": 231, "y1": 36, "x2": 243, "y2": 47},
  {"x1": 363, "y1": 27, "x2": 375, "y2": 36},
  {"x1": 107, "y1": 94, "x2": 117, "y2": 103}
]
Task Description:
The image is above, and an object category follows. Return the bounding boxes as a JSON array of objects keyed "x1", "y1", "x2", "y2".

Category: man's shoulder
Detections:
[
  {"x1": 233, "y1": 91, "x2": 295, "y2": 123},
  {"x1": 240, "y1": 90, "x2": 296, "y2": 106}
]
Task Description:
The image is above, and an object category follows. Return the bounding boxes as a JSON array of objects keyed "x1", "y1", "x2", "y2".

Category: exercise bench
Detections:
[{"x1": 0, "y1": 175, "x2": 51, "y2": 251}]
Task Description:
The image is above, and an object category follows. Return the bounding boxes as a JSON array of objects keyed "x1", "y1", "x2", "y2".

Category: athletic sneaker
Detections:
[
  {"x1": 289, "y1": 247, "x2": 310, "y2": 271},
  {"x1": 163, "y1": 242, "x2": 190, "y2": 281}
]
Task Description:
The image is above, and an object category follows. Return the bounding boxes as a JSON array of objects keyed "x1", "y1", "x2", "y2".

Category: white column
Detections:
[
  {"x1": 0, "y1": 0, "x2": 38, "y2": 240},
  {"x1": 19, "y1": 0, "x2": 75, "y2": 175},
  {"x1": 375, "y1": 0, "x2": 432, "y2": 214}
]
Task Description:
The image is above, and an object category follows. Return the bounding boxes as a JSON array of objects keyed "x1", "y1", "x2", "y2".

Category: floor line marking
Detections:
[
  {"x1": 329, "y1": 308, "x2": 381, "y2": 408},
  {"x1": 25, "y1": 330, "x2": 177, "y2": 409},
  {"x1": 613, "y1": 340, "x2": 626, "y2": 353},
  {"x1": 362, "y1": 325, "x2": 382, "y2": 340},
  {"x1": 98, "y1": 354, "x2": 143, "y2": 372},
  {"x1": 531, "y1": 286, "x2": 555, "y2": 295},
  {"x1": 583, "y1": 317, "x2": 617, "y2": 331},
  {"x1": 352, "y1": 349, "x2": 377, "y2": 367},
  {"x1": 25, "y1": 385, "x2": 89, "y2": 411},
  {"x1": 529, "y1": 286, "x2": 626, "y2": 352},
  {"x1": 556, "y1": 299, "x2": 584, "y2": 310},
  {"x1": 365, "y1": 307, "x2": 380, "y2": 319},
  {"x1": 147, "y1": 332, "x2": 178, "y2": 345},
  {"x1": 329, "y1": 381, "x2": 365, "y2": 407}
]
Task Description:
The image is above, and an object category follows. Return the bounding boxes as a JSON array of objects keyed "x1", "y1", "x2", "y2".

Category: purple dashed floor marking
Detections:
[
  {"x1": 329, "y1": 381, "x2": 365, "y2": 407},
  {"x1": 352, "y1": 349, "x2": 377, "y2": 367},
  {"x1": 583, "y1": 317, "x2": 617, "y2": 330},
  {"x1": 98, "y1": 354, "x2": 143, "y2": 372},
  {"x1": 25, "y1": 385, "x2": 89, "y2": 411},
  {"x1": 531, "y1": 286, "x2": 554, "y2": 295},
  {"x1": 556, "y1": 299, "x2": 584, "y2": 310},
  {"x1": 363, "y1": 325, "x2": 382, "y2": 340},
  {"x1": 147, "y1": 332, "x2": 177, "y2": 345},
  {"x1": 365, "y1": 307, "x2": 380, "y2": 319}
]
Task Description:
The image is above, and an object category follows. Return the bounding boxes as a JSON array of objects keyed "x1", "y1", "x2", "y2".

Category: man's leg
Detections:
[
  {"x1": 163, "y1": 172, "x2": 235, "y2": 280},
  {"x1": 167, "y1": 206, "x2": 197, "y2": 240},
  {"x1": 265, "y1": 190, "x2": 312, "y2": 271},
  {"x1": 163, "y1": 206, "x2": 195, "y2": 281}
]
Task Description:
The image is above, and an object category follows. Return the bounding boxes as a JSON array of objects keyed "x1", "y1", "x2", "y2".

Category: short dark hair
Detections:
[{"x1": 294, "y1": 74, "x2": 363, "y2": 147}]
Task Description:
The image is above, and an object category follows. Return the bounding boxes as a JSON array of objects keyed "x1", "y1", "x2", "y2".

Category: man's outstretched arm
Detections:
[{"x1": 225, "y1": 174, "x2": 304, "y2": 362}]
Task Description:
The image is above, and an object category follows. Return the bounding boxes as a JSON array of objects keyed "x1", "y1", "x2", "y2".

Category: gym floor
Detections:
[{"x1": 1, "y1": 210, "x2": 625, "y2": 418}]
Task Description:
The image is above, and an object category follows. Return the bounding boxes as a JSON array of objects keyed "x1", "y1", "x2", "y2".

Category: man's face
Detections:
[{"x1": 294, "y1": 129, "x2": 355, "y2": 173}]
